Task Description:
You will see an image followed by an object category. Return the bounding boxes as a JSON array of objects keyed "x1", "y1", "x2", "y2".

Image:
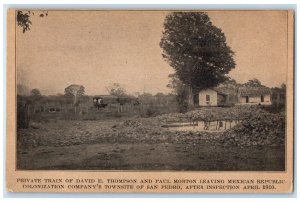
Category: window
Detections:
[
  {"x1": 261, "y1": 95, "x2": 264, "y2": 102},
  {"x1": 206, "y1": 95, "x2": 210, "y2": 105},
  {"x1": 206, "y1": 95, "x2": 210, "y2": 101}
]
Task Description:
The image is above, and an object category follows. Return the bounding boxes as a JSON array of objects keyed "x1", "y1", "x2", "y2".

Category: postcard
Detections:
[{"x1": 6, "y1": 9, "x2": 294, "y2": 193}]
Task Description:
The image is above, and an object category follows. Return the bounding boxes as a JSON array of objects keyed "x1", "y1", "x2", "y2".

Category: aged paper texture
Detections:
[{"x1": 6, "y1": 9, "x2": 294, "y2": 193}]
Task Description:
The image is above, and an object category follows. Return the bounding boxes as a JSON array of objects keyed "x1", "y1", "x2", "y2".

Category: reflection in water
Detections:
[{"x1": 163, "y1": 120, "x2": 241, "y2": 132}]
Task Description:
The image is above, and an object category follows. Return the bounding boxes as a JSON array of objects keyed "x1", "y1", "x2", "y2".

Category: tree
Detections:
[
  {"x1": 30, "y1": 88, "x2": 42, "y2": 101},
  {"x1": 243, "y1": 78, "x2": 264, "y2": 87},
  {"x1": 64, "y1": 84, "x2": 85, "y2": 110},
  {"x1": 17, "y1": 10, "x2": 48, "y2": 33},
  {"x1": 29, "y1": 88, "x2": 42, "y2": 113},
  {"x1": 271, "y1": 83, "x2": 286, "y2": 110},
  {"x1": 78, "y1": 95, "x2": 90, "y2": 104},
  {"x1": 105, "y1": 83, "x2": 127, "y2": 96},
  {"x1": 17, "y1": 84, "x2": 30, "y2": 96},
  {"x1": 17, "y1": 11, "x2": 32, "y2": 33},
  {"x1": 222, "y1": 78, "x2": 238, "y2": 86},
  {"x1": 167, "y1": 74, "x2": 189, "y2": 112},
  {"x1": 160, "y1": 12, "x2": 236, "y2": 105}
]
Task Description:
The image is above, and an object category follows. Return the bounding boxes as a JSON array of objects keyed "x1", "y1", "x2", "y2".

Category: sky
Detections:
[{"x1": 16, "y1": 10, "x2": 288, "y2": 95}]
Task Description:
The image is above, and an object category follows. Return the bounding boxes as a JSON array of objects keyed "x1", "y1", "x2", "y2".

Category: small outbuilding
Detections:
[{"x1": 198, "y1": 88, "x2": 229, "y2": 107}]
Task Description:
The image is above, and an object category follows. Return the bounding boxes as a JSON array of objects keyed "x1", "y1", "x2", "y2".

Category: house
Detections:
[
  {"x1": 198, "y1": 85, "x2": 272, "y2": 107},
  {"x1": 198, "y1": 88, "x2": 230, "y2": 107},
  {"x1": 237, "y1": 86, "x2": 272, "y2": 105}
]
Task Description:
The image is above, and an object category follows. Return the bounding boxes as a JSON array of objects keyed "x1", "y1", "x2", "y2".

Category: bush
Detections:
[
  {"x1": 222, "y1": 111, "x2": 285, "y2": 146},
  {"x1": 260, "y1": 104, "x2": 285, "y2": 114},
  {"x1": 145, "y1": 107, "x2": 159, "y2": 117},
  {"x1": 139, "y1": 103, "x2": 178, "y2": 118},
  {"x1": 178, "y1": 101, "x2": 188, "y2": 113}
]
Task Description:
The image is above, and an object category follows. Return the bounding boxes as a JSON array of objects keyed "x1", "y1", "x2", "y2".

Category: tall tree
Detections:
[
  {"x1": 64, "y1": 84, "x2": 85, "y2": 106},
  {"x1": 160, "y1": 12, "x2": 236, "y2": 105},
  {"x1": 167, "y1": 74, "x2": 189, "y2": 112}
]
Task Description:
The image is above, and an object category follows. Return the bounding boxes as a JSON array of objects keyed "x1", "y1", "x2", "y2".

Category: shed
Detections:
[{"x1": 198, "y1": 88, "x2": 229, "y2": 107}]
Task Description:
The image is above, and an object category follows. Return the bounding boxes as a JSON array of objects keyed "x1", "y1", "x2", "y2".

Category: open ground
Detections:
[{"x1": 17, "y1": 106, "x2": 285, "y2": 171}]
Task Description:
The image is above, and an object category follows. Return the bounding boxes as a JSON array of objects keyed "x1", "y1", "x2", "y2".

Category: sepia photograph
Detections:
[
  {"x1": 5, "y1": 8, "x2": 295, "y2": 193},
  {"x1": 14, "y1": 10, "x2": 290, "y2": 171}
]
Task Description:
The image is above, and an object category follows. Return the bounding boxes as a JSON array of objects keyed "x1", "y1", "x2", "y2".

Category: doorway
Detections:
[{"x1": 246, "y1": 96, "x2": 249, "y2": 103}]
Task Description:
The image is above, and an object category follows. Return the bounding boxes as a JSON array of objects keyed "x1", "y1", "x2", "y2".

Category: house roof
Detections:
[
  {"x1": 239, "y1": 86, "x2": 271, "y2": 96},
  {"x1": 198, "y1": 88, "x2": 230, "y2": 96},
  {"x1": 213, "y1": 87, "x2": 230, "y2": 96}
]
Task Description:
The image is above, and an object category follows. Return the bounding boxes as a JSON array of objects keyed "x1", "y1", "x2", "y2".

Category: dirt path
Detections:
[{"x1": 17, "y1": 142, "x2": 285, "y2": 171}]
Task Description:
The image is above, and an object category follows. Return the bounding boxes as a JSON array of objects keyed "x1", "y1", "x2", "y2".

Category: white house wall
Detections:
[
  {"x1": 264, "y1": 94, "x2": 271, "y2": 103},
  {"x1": 239, "y1": 94, "x2": 271, "y2": 105},
  {"x1": 199, "y1": 89, "x2": 218, "y2": 106}
]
